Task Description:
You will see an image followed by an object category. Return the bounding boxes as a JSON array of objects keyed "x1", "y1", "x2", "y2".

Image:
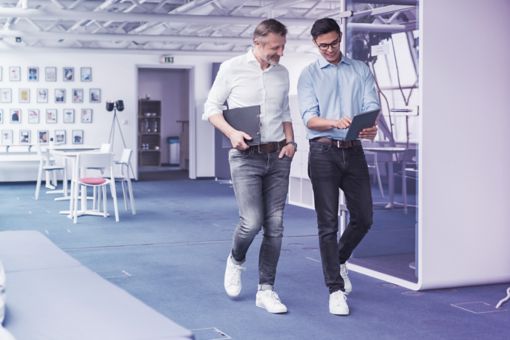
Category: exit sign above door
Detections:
[{"x1": 160, "y1": 55, "x2": 174, "y2": 64}]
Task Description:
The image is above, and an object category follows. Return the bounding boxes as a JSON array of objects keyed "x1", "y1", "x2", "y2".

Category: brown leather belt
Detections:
[
  {"x1": 311, "y1": 137, "x2": 361, "y2": 149},
  {"x1": 246, "y1": 140, "x2": 286, "y2": 154}
]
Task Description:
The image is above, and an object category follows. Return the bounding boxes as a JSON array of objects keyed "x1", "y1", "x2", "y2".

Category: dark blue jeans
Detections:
[
  {"x1": 228, "y1": 148, "x2": 292, "y2": 286},
  {"x1": 308, "y1": 141, "x2": 373, "y2": 293}
]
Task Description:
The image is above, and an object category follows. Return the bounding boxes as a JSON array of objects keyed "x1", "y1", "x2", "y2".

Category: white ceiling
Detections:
[{"x1": 0, "y1": 0, "x2": 417, "y2": 54}]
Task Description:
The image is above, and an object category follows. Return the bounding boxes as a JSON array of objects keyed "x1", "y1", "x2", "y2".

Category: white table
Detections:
[
  {"x1": 50, "y1": 147, "x2": 100, "y2": 216},
  {"x1": 363, "y1": 146, "x2": 407, "y2": 209}
]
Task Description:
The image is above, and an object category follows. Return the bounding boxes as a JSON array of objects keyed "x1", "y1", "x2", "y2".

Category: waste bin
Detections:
[{"x1": 167, "y1": 136, "x2": 180, "y2": 166}]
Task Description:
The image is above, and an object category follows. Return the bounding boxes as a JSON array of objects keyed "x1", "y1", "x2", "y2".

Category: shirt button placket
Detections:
[{"x1": 260, "y1": 70, "x2": 266, "y2": 143}]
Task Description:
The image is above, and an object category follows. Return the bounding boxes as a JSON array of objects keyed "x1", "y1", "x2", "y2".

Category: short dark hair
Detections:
[
  {"x1": 310, "y1": 18, "x2": 341, "y2": 39},
  {"x1": 253, "y1": 19, "x2": 288, "y2": 41}
]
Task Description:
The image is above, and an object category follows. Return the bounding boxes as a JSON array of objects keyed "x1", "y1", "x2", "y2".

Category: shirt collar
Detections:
[
  {"x1": 318, "y1": 53, "x2": 352, "y2": 68},
  {"x1": 246, "y1": 48, "x2": 276, "y2": 71},
  {"x1": 246, "y1": 48, "x2": 258, "y2": 64}
]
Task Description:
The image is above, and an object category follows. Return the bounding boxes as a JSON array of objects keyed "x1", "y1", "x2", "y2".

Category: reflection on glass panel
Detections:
[{"x1": 344, "y1": 0, "x2": 419, "y2": 283}]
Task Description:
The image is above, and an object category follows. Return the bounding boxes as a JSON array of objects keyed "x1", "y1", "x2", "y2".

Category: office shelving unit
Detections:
[{"x1": 138, "y1": 99, "x2": 161, "y2": 167}]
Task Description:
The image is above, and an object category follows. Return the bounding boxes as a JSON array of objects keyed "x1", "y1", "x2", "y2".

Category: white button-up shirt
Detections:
[{"x1": 203, "y1": 49, "x2": 291, "y2": 143}]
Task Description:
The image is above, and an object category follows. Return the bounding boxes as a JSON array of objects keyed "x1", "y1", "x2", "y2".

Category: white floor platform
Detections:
[{"x1": 0, "y1": 230, "x2": 193, "y2": 340}]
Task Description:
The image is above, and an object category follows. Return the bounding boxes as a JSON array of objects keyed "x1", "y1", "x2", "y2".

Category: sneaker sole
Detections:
[
  {"x1": 330, "y1": 309, "x2": 350, "y2": 316},
  {"x1": 225, "y1": 291, "x2": 241, "y2": 298},
  {"x1": 256, "y1": 301, "x2": 288, "y2": 314}
]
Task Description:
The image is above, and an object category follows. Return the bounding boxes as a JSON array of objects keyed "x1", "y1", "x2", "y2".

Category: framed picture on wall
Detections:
[
  {"x1": 46, "y1": 109, "x2": 58, "y2": 123},
  {"x1": 89, "y1": 88, "x2": 101, "y2": 103},
  {"x1": 28, "y1": 109, "x2": 40, "y2": 124},
  {"x1": 1, "y1": 130, "x2": 13, "y2": 145},
  {"x1": 19, "y1": 88, "x2": 30, "y2": 103},
  {"x1": 28, "y1": 66, "x2": 39, "y2": 81},
  {"x1": 63, "y1": 67, "x2": 74, "y2": 81},
  {"x1": 80, "y1": 108, "x2": 93, "y2": 123},
  {"x1": 0, "y1": 89, "x2": 10, "y2": 103},
  {"x1": 80, "y1": 67, "x2": 92, "y2": 81},
  {"x1": 38, "y1": 130, "x2": 49, "y2": 144},
  {"x1": 72, "y1": 129, "x2": 84, "y2": 144},
  {"x1": 19, "y1": 129, "x2": 31, "y2": 144},
  {"x1": 9, "y1": 66, "x2": 21, "y2": 81},
  {"x1": 63, "y1": 108, "x2": 74, "y2": 123},
  {"x1": 54, "y1": 130, "x2": 66, "y2": 144},
  {"x1": 10, "y1": 109, "x2": 21, "y2": 123},
  {"x1": 55, "y1": 89, "x2": 66, "y2": 103},
  {"x1": 37, "y1": 88, "x2": 48, "y2": 103},
  {"x1": 45, "y1": 66, "x2": 57, "y2": 82},
  {"x1": 72, "y1": 88, "x2": 84, "y2": 103}
]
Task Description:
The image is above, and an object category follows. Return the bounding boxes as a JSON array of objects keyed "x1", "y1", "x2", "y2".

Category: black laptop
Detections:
[{"x1": 223, "y1": 105, "x2": 261, "y2": 145}]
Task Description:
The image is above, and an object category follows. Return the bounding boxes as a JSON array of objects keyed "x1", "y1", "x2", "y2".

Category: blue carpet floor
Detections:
[{"x1": 0, "y1": 180, "x2": 508, "y2": 340}]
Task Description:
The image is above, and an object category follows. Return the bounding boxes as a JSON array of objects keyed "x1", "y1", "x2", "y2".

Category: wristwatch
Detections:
[{"x1": 286, "y1": 141, "x2": 298, "y2": 151}]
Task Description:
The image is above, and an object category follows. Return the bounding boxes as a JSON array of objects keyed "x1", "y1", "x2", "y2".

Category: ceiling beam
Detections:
[
  {"x1": 349, "y1": 5, "x2": 416, "y2": 19},
  {"x1": 351, "y1": 0, "x2": 417, "y2": 5},
  {"x1": 0, "y1": 29, "x2": 311, "y2": 45},
  {"x1": 0, "y1": 44, "x2": 248, "y2": 56},
  {"x1": 0, "y1": 7, "x2": 318, "y2": 25},
  {"x1": 347, "y1": 22, "x2": 416, "y2": 33}
]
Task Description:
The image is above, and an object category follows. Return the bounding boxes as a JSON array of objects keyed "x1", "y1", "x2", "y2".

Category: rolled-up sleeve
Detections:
[
  {"x1": 297, "y1": 67, "x2": 319, "y2": 126},
  {"x1": 203, "y1": 62, "x2": 230, "y2": 120}
]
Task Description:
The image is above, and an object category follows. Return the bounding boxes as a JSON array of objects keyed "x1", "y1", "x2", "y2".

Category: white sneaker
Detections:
[
  {"x1": 256, "y1": 290, "x2": 288, "y2": 314},
  {"x1": 340, "y1": 263, "x2": 352, "y2": 294},
  {"x1": 0, "y1": 326, "x2": 16, "y2": 340},
  {"x1": 329, "y1": 290, "x2": 350, "y2": 316},
  {"x1": 224, "y1": 254, "x2": 244, "y2": 298}
]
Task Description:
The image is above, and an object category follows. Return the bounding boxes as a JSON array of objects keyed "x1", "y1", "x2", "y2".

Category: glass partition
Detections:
[{"x1": 344, "y1": 0, "x2": 419, "y2": 282}]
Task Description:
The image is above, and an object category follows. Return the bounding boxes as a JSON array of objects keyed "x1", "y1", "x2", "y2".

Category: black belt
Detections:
[
  {"x1": 246, "y1": 140, "x2": 286, "y2": 154},
  {"x1": 311, "y1": 137, "x2": 361, "y2": 149}
]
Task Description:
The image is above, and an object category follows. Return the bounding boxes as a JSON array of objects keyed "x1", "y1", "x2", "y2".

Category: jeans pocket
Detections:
[
  {"x1": 228, "y1": 148, "x2": 247, "y2": 161},
  {"x1": 309, "y1": 141, "x2": 331, "y2": 154}
]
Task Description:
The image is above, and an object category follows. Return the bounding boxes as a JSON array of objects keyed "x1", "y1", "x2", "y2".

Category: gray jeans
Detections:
[{"x1": 228, "y1": 148, "x2": 292, "y2": 286}]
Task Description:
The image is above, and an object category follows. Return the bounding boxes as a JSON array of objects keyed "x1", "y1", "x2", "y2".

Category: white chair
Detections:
[
  {"x1": 71, "y1": 152, "x2": 119, "y2": 223},
  {"x1": 100, "y1": 143, "x2": 112, "y2": 153},
  {"x1": 401, "y1": 150, "x2": 418, "y2": 214},
  {"x1": 365, "y1": 150, "x2": 385, "y2": 198},
  {"x1": 339, "y1": 189, "x2": 348, "y2": 234},
  {"x1": 86, "y1": 143, "x2": 112, "y2": 175},
  {"x1": 34, "y1": 145, "x2": 67, "y2": 200},
  {"x1": 115, "y1": 149, "x2": 136, "y2": 215}
]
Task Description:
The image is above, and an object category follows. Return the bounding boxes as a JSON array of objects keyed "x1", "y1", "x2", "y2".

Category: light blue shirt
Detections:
[{"x1": 297, "y1": 55, "x2": 380, "y2": 140}]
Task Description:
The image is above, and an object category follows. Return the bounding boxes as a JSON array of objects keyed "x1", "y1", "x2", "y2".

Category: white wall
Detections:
[
  {"x1": 419, "y1": 0, "x2": 510, "y2": 288},
  {"x1": 0, "y1": 50, "x2": 228, "y2": 180}
]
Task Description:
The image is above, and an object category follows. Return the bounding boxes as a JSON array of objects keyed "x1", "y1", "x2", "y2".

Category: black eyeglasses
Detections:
[{"x1": 316, "y1": 38, "x2": 340, "y2": 51}]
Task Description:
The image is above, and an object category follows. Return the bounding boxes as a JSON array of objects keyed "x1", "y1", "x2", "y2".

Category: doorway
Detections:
[{"x1": 137, "y1": 67, "x2": 192, "y2": 180}]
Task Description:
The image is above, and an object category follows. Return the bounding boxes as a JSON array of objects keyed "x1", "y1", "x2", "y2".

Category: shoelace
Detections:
[
  {"x1": 332, "y1": 291, "x2": 347, "y2": 305},
  {"x1": 264, "y1": 291, "x2": 283, "y2": 305},
  {"x1": 270, "y1": 291, "x2": 281, "y2": 301}
]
